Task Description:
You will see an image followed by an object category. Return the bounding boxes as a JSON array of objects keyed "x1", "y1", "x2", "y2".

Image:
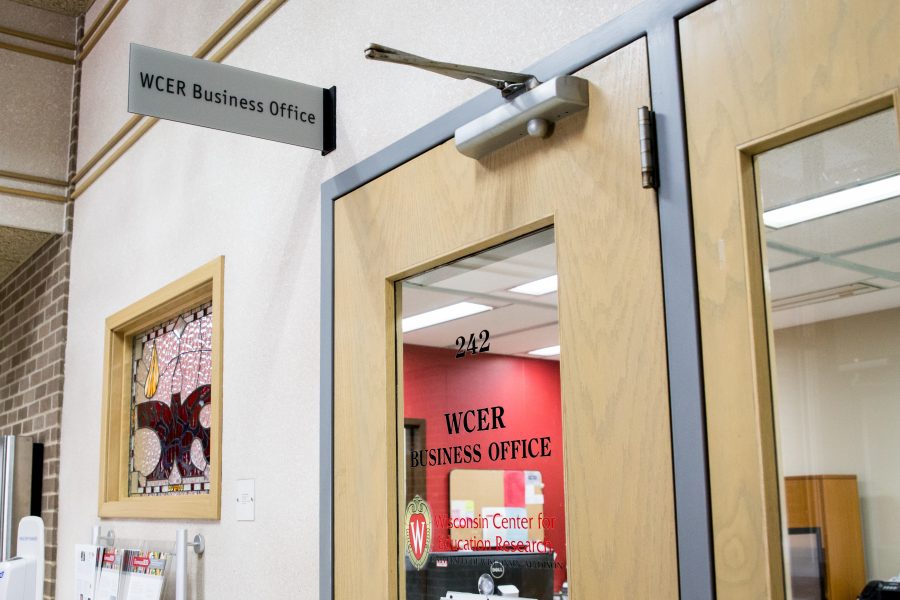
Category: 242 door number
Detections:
[{"x1": 456, "y1": 330, "x2": 490, "y2": 358}]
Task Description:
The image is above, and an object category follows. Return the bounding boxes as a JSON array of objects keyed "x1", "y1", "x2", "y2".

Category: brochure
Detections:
[
  {"x1": 95, "y1": 548, "x2": 124, "y2": 600},
  {"x1": 75, "y1": 545, "x2": 169, "y2": 600},
  {"x1": 121, "y1": 550, "x2": 169, "y2": 600},
  {"x1": 74, "y1": 544, "x2": 101, "y2": 600}
]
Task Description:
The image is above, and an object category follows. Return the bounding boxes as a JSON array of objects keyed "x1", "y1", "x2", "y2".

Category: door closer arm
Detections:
[
  {"x1": 364, "y1": 43, "x2": 538, "y2": 98},
  {"x1": 364, "y1": 43, "x2": 590, "y2": 159}
]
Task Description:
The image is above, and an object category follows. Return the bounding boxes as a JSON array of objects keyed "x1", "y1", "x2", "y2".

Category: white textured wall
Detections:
[
  {"x1": 76, "y1": 0, "x2": 247, "y2": 165},
  {"x1": 58, "y1": 1, "x2": 639, "y2": 598},
  {"x1": 775, "y1": 308, "x2": 900, "y2": 581}
]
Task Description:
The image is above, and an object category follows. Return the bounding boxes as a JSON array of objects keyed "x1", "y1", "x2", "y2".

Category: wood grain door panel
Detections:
[{"x1": 333, "y1": 39, "x2": 678, "y2": 600}]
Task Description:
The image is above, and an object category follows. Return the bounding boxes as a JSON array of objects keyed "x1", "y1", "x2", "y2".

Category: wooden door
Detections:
[
  {"x1": 333, "y1": 40, "x2": 678, "y2": 599},
  {"x1": 681, "y1": 1, "x2": 900, "y2": 597}
]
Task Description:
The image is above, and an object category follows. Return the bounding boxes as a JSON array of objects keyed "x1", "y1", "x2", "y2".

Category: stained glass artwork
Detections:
[{"x1": 129, "y1": 302, "x2": 213, "y2": 496}]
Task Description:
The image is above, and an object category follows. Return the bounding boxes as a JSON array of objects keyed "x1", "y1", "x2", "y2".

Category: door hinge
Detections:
[{"x1": 638, "y1": 106, "x2": 658, "y2": 190}]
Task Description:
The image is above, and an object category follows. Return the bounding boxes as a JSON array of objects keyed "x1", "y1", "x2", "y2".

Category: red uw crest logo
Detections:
[{"x1": 405, "y1": 495, "x2": 432, "y2": 570}]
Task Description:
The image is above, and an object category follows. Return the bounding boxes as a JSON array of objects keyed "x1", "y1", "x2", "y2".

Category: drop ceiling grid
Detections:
[
  {"x1": 766, "y1": 198, "x2": 900, "y2": 255},
  {"x1": 757, "y1": 108, "x2": 900, "y2": 326},
  {"x1": 755, "y1": 109, "x2": 900, "y2": 211},
  {"x1": 402, "y1": 234, "x2": 559, "y2": 357}
]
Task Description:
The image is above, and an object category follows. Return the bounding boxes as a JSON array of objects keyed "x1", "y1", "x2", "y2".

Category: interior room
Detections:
[
  {"x1": 759, "y1": 108, "x2": 900, "y2": 599},
  {"x1": 400, "y1": 229, "x2": 567, "y2": 599}
]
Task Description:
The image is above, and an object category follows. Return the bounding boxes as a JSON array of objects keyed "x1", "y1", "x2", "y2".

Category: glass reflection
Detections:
[
  {"x1": 756, "y1": 109, "x2": 900, "y2": 600},
  {"x1": 399, "y1": 228, "x2": 567, "y2": 600}
]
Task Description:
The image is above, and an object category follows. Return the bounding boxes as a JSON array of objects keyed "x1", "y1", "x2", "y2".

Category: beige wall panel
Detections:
[
  {"x1": 0, "y1": 50, "x2": 72, "y2": 179},
  {"x1": 0, "y1": 194, "x2": 67, "y2": 233},
  {"x1": 75, "y1": 0, "x2": 247, "y2": 168},
  {"x1": 681, "y1": 0, "x2": 900, "y2": 597},
  {"x1": 335, "y1": 40, "x2": 678, "y2": 600},
  {"x1": 0, "y1": 0, "x2": 76, "y2": 42}
]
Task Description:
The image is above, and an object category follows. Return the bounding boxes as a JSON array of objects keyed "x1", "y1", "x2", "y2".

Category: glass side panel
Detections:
[
  {"x1": 398, "y1": 228, "x2": 567, "y2": 600},
  {"x1": 754, "y1": 108, "x2": 900, "y2": 597},
  {"x1": 129, "y1": 302, "x2": 213, "y2": 496}
]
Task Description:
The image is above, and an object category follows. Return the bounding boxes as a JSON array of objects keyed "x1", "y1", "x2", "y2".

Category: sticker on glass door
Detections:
[{"x1": 399, "y1": 227, "x2": 566, "y2": 600}]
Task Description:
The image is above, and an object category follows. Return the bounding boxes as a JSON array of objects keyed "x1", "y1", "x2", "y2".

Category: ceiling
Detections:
[
  {"x1": 9, "y1": 0, "x2": 93, "y2": 16},
  {"x1": 0, "y1": 226, "x2": 52, "y2": 284},
  {"x1": 402, "y1": 229, "x2": 559, "y2": 360},
  {"x1": 757, "y1": 109, "x2": 900, "y2": 329}
]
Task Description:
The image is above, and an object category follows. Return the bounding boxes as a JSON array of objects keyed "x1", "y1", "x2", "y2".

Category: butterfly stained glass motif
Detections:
[{"x1": 129, "y1": 302, "x2": 213, "y2": 496}]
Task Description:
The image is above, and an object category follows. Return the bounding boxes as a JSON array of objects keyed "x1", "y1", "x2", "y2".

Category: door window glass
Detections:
[
  {"x1": 398, "y1": 228, "x2": 568, "y2": 600},
  {"x1": 755, "y1": 108, "x2": 900, "y2": 599}
]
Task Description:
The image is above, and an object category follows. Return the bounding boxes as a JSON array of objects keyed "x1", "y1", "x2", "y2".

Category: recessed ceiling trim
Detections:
[
  {"x1": 768, "y1": 257, "x2": 816, "y2": 273},
  {"x1": 404, "y1": 282, "x2": 557, "y2": 310},
  {"x1": 768, "y1": 240, "x2": 900, "y2": 284},
  {"x1": 768, "y1": 234, "x2": 900, "y2": 273},
  {"x1": 828, "y1": 233, "x2": 900, "y2": 260},
  {"x1": 771, "y1": 282, "x2": 881, "y2": 311}
]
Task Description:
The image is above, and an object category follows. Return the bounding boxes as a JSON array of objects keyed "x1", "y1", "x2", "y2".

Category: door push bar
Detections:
[{"x1": 365, "y1": 44, "x2": 589, "y2": 159}]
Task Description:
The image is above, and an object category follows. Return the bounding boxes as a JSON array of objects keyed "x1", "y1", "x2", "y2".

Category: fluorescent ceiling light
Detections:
[
  {"x1": 763, "y1": 174, "x2": 900, "y2": 229},
  {"x1": 528, "y1": 345, "x2": 560, "y2": 357},
  {"x1": 508, "y1": 274, "x2": 558, "y2": 295},
  {"x1": 402, "y1": 302, "x2": 492, "y2": 333}
]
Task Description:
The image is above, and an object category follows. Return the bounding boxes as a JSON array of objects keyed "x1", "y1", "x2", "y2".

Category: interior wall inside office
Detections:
[
  {"x1": 54, "y1": 1, "x2": 645, "y2": 598},
  {"x1": 774, "y1": 307, "x2": 900, "y2": 581},
  {"x1": 404, "y1": 344, "x2": 566, "y2": 589}
]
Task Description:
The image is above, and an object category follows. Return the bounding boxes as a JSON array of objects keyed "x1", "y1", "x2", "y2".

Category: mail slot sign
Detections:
[{"x1": 128, "y1": 44, "x2": 336, "y2": 154}]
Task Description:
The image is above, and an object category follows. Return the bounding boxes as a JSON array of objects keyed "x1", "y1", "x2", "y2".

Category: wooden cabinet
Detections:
[{"x1": 785, "y1": 475, "x2": 866, "y2": 600}]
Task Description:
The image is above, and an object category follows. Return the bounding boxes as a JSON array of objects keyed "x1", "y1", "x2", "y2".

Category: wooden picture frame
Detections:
[{"x1": 98, "y1": 256, "x2": 224, "y2": 519}]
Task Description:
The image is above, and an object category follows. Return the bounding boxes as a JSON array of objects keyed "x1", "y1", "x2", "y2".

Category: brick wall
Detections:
[{"x1": 0, "y1": 221, "x2": 71, "y2": 600}]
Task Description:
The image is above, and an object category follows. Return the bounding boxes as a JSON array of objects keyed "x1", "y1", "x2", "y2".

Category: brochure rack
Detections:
[{"x1": 90, "y1": 525, "x2": 205, "y2": 600}]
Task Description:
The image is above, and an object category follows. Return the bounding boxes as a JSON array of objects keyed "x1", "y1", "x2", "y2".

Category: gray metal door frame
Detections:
[{"x1": 320, "y1": 0, "x2": 718, "y2": 597}]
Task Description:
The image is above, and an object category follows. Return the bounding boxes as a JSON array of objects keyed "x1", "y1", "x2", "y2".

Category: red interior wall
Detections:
[{"x1": 403, "y1": 344, "x2": 566, "y2": 590}]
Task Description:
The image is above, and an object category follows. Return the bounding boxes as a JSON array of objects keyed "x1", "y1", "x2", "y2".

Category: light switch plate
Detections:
[{"x1": 236, "y1": 478, "x2": 255, "y2": 521}]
